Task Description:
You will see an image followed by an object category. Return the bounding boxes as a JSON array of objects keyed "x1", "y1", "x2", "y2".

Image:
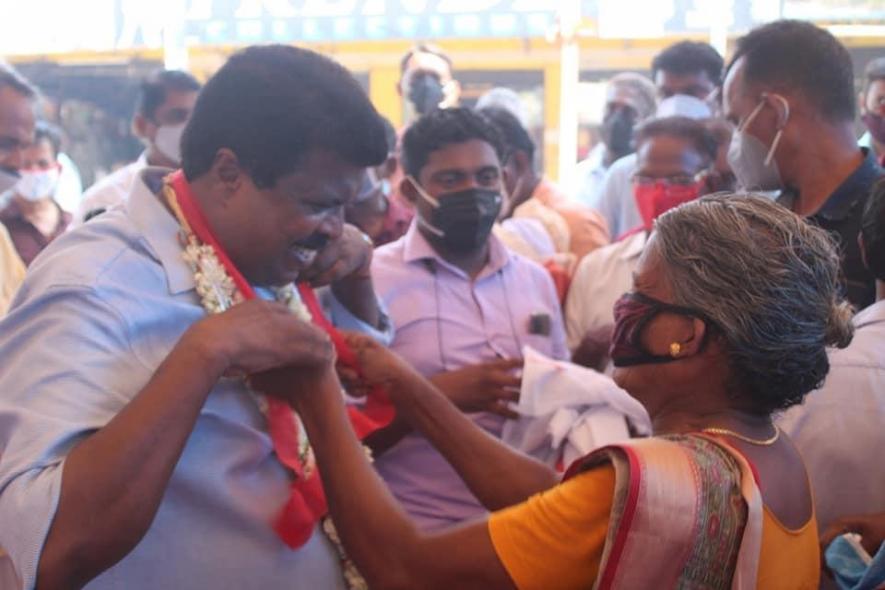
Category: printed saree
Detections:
[{"x1": 563, "y1": 434, "x2": 764, "y2": 590}]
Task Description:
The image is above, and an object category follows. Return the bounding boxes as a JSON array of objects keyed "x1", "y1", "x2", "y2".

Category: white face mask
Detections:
[
  {"x1": 16, "y1": 168, "x2": 60, "y2": 202},
  {"x1": 727, "y1": 94, "x2": 790, "y2": 192},
  {"x1": 154, "y1": 122, "x2": 186, "y2": 165}
]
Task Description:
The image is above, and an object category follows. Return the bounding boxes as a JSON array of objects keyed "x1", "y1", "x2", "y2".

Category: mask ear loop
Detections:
[
  {"x1": 762, "y1": 93, "x2": 790, "y2": 167},
  {"x1": 406, "y1": 175, "x2": 445, "y2": 238}
]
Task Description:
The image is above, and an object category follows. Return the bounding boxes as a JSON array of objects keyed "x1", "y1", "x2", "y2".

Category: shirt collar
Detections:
[
  {"x1": 618, "y1": 230, "x2": 648, "y2": 261},
  {"x1": 126, "y1": 166, "x2": 196, "y2": 295},
  {"x1": 813, "y1": 148, "x2": 883, "y2": 222},
  {"x1": 401, "y1": 219, "x2": 511, "y2": 279}
]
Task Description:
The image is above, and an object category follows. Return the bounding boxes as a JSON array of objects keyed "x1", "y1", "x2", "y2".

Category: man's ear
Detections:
[
  {"x1": 210, "y1": 148, "x2": 244, "y2": 198},
  {"x1": 512, "y1": 150, "x2": 531, "y2": 176},
  {"x1": 132, "y1": 114, "x2": 150, "y2": 141}
]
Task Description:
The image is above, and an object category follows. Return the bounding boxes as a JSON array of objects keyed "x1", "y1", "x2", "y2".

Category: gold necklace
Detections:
[{"x1": 702, "y1": 424, "x2": 780, "y2": 446}]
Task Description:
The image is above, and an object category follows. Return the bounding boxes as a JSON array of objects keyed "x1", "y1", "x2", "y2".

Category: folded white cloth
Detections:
[{"x1": 502, "y1": 346, "x2": 651, "y2": 469}]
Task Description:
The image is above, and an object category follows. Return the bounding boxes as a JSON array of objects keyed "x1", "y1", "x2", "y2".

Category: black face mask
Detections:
[
  {"x1": 601, "y1": 109, "x2": 636, "y2": 158},
  {"x1": 408, "y1": 72, "x2": 445, "y2": 116},
  {"x1": 413, "y1": 183, "x2": 502, "y2": 254}
]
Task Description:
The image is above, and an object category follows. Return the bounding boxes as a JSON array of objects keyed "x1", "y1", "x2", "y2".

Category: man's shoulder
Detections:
[
  {"x1": 78, "y1": 161, "x2": 143, "y2": 218},
  {"x1": 501, "y1": 247, "x2": 556, "y2": 287},
  {"x1": 575, "y1": 233, "x2": 642, "y2": 275},
  {"x1": 370, "y1": 235, "x2": 423, "y2": 293},
  {"x1": 82, "y1": 161, "x2": 142, "y2": 197},
  {"x1": 18, "y1": 211, "x2": 159, "y2": 302},
  {"x1": 829, "y1": 304, "x2": 885, "y2": 371}
]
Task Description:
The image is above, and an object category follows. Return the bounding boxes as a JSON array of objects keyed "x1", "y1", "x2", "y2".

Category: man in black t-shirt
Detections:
[{"x1": 723, "y1": 20, "x2": 883, "y2": 310}]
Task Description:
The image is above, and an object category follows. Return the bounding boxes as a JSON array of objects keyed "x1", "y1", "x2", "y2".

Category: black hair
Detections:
[
  {"x1": 634, "y1": 116, "x2": 718, "y2": 162},
  {"x1": 33, "y1": 121, "x2": 62, "y2": 159},
  {"x1": 136, "y1": 69, "x2": 201, "y2": 121},
  {"x1": 380, "y1": 116, "x2": 397, "y2": 154},
  {"x1": 477, "y1": 106, "x2": 535, "y2": 163},
  {"x1": 399, "y1": 44, "x2": 453, "y2": 76},
  {"x1": 864, "y1": 57, "x2": 885, "y2": 95},
  {"x1": 728, "y1": 20, "x2": 856, "y2": 122},
  {"x1": 401, "y1": 107, "x2": 505, "y2": 179},
  {"x1": 862, "y1": 177, "x2": 885, "y2": 282},
  {"x1": 651, "y1": 41, "x2": 724, "y2": 85},
  {"x1": 0, "y1": 62, "x2": 37, "y2": 100},
  {"x1": 181, "y1": 45, "x2": 388, "y2": 188}
]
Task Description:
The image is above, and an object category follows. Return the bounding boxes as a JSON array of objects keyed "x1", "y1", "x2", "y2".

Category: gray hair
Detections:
[
  {"x1": 609, "y1": 72, "x2": 657, "y2": 120},
  {"x1": 653, "y1": 194, "x2": 854, "y2": 413}
]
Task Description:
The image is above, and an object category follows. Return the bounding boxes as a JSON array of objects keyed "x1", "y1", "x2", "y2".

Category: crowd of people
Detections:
[{"x1": 0, "y1": 17, "x2": 883, "y2": 590}]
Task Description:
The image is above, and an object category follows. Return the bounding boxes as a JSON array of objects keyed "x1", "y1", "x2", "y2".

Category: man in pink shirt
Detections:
[{"x1": 370, "y1": 108, "x2": 568, "y2": 530}]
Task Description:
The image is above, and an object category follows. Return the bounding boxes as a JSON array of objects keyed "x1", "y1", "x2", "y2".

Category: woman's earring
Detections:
[{"x1": 670, "y1": 342, "x2": 682, "y2": 358}]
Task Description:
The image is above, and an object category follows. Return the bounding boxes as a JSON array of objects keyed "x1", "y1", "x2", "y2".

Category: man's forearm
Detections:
[
  {"x1": 385, "y1": 373, "x2": 557, "y2": 510},
  {"x1": 36, "y1": 334, "x2": 226, "y2": 589}
]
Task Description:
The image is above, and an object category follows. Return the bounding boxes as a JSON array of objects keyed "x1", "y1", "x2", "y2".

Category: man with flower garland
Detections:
[{"x1": 0, "y1": 45, "x2": 393, "y2": 589}]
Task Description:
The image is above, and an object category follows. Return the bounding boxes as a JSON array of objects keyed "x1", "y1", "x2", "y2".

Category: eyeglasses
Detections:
[{"x1": 632, "y1": 173, "x2": 703, "y2": 188}]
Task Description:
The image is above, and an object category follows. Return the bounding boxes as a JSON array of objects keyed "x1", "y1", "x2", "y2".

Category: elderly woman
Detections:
[{"x1": 276, "y1": 195, "x2": 853, "y2": 589}]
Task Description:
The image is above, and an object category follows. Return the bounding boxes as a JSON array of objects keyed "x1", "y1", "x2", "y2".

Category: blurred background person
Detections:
[
  {"x1": 574, "y1": 73, "x2": 657, "y2": 207},
  {"x1": 398, "y1": 44, "x2": 461, "y2": 124},
  {"x1": 480, "y1": 105, "x2": 609, "y2": 265},
  {"x1": 652, "y1": 40, "x2": 724, "y2": 101},
  {"x1": 1, "y1": 121, "x2": 70, "y2": 266},
  {"x1": 345, "y1": 170, "x2": 390, "y2": 245},
  {"x1": 859, "y1": 57, "x2": 885, "y2": 167},
  {"x1": 723, "y1": 19, "x2": 884, "y2": 310},
  {"x1": 595, "y1": 41, "x2": 724, "y2": 239},
  {"x1": 476, "y1": 86, "x2": 530, "y2": 127},
  {"x1": 566, "y1": 115, "x2": 719, "y2": 370},
  {"x1": 74, "y1": 69, "x2": 201, "y2": 224},
  {"x1": 0, "y1": 63, "x2": 35, "y2": 319}
]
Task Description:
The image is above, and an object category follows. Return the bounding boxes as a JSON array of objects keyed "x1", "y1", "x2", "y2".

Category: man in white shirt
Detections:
[
  {"x1": 779, "y1": 178, "x2": 885, "y2": 532},
  {"x1": 74, "y1": 70, "x2": 201, "y2": 224},
  {"x1": 566, "y1": 116, "x2": 718, "y2": 369}
]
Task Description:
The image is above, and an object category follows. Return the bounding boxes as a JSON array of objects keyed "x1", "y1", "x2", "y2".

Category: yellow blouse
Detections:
[{"x1": 488, "y1": 464, "x2": 820, "y2": 589}]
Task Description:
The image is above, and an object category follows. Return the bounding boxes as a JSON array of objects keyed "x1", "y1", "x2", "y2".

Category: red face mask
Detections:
[{"x1": 634, "y1": 180, "x2": 703, "y2": 231}]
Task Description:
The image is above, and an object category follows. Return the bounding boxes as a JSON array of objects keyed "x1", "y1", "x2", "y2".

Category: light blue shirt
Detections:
[{"x1": 0, "y1": 168, "x2": 391, "y2": 589}]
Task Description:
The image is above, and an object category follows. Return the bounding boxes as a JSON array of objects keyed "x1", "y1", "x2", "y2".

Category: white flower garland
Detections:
[{"x1": 164, "y1": 181, "x2": 368, "y2": 590}]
